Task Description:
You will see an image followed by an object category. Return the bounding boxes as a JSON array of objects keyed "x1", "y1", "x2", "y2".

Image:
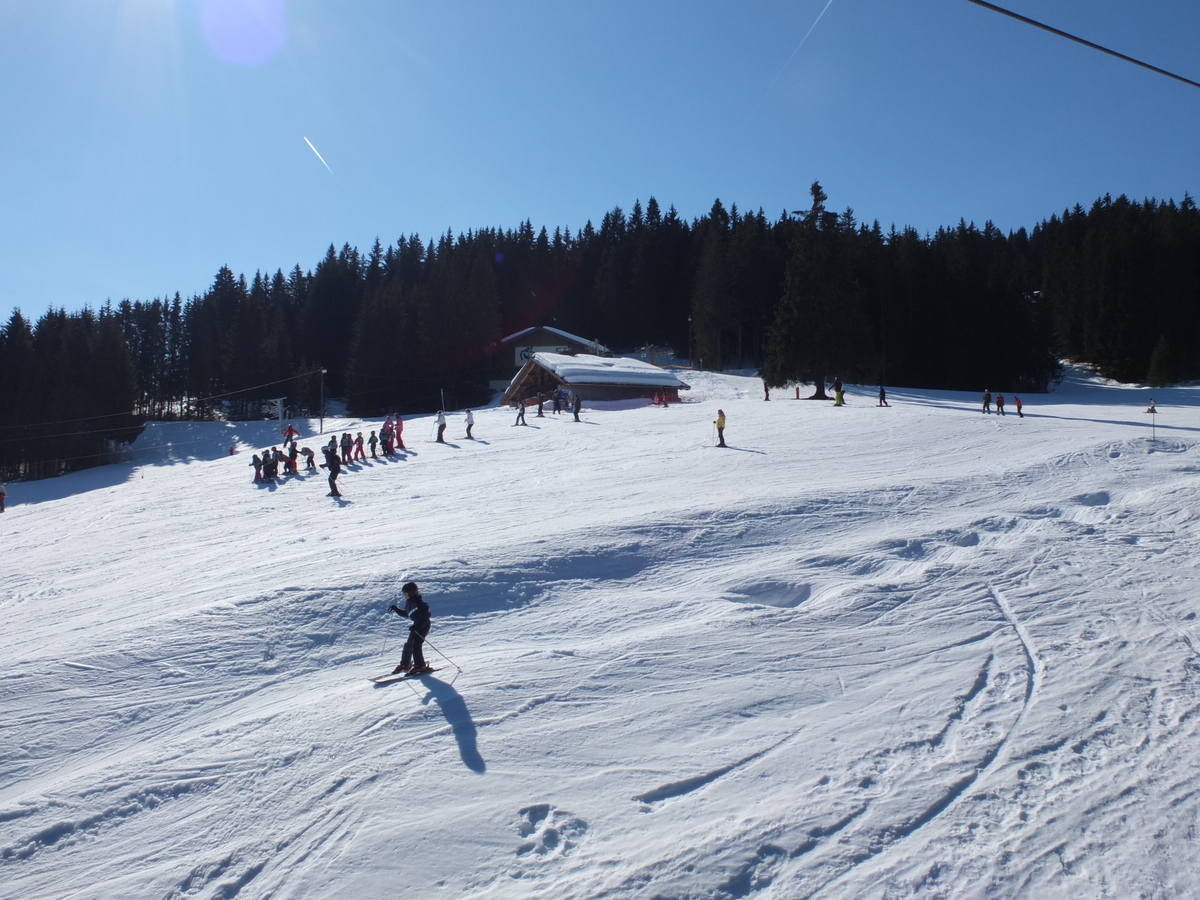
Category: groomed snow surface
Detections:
[{"x1": 3, "y1": 370, "x2": 1199, "y2": 900}]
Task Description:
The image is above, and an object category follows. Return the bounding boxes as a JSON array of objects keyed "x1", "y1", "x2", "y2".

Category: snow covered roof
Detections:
[
  {"x1": 531, "y1": 352, "x2": 687, "y2": 389},
  {"x1": 500, "y1": 325, "x2": 609, "y2": 353}
]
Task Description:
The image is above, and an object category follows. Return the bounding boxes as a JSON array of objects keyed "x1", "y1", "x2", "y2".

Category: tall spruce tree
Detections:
[{"x1": 762, "y1": 183, "x2": 872, "y2": 395}]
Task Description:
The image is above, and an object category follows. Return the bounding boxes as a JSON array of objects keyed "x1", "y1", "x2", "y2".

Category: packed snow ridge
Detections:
[{"x1": 3, "y1": 369, "x2": 1199, "y2": 899}]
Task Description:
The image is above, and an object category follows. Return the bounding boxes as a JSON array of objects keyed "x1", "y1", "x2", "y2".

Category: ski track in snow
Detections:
[{"x1": 3, "y1": 371, "x2": 1200, "y2": 898}]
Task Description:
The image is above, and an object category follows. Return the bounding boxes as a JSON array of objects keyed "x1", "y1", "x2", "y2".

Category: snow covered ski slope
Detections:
[{"x1": 3, "y1": 369, "x2": 1200, "y2": 899}]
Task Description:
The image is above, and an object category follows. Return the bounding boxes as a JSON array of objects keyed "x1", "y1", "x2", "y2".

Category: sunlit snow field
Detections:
[{"x1": 3, "y1": 369, "x2": 1199, "y2": 899}]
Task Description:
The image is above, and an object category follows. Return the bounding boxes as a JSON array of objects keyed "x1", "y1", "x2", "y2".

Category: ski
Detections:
[{"x1": 369, "y1": 667, "x2": 438, "y2": 683}]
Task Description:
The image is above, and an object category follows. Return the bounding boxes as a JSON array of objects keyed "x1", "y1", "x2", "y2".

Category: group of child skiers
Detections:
[
  {"x1": 315, "y1": 415, "x2": 413, "y2": 497},
  {"x1": 330, "y1": 415, "x2": 408, "y2": 465},
  {"x1": 981, "y1": 389, "x2": 1024, "y2": 418},
  {"x1": 250, "y1": 437, "x2": 313, "y2": 483},
  {"x1": 249, "y1": 419, "x2": 398, "y2": 489},
  {"x1": 249, "y1": 411, "x2": 481, "y2": 496}
]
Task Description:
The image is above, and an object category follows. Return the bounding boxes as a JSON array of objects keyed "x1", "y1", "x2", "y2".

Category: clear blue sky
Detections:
[{"x1": 2, "y1": 0, "x2": 1198, "y2": 325}]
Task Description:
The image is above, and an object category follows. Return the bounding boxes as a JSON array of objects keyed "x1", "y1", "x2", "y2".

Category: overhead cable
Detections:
[{"x1": 963, "y1": 0, "x2": 1200, "y2": 91}]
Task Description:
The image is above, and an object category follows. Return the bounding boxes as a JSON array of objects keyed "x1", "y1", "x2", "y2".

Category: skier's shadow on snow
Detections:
[{"x1": 419, "y1": 676, "x2": 485, "y2": 773}]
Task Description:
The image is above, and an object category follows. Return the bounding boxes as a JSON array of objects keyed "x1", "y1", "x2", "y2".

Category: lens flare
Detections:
[{"x1": 200, "y1": 0, "x2": 286, "y2": 67}]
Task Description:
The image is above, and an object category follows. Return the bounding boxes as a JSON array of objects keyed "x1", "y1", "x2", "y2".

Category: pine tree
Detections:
[
  {"x1": 761, "y1": 183, "x2": 872, "y2": 394},
  {"x1": 1147, "y1": 334, "x2": 1177, "y2": 386},
  {"x1": 690, "y1": 200, "x2": 731, "y2": 369}
]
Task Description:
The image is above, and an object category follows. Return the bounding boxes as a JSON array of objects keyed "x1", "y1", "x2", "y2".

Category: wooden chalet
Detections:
[
  {"x1": 499, "y1": 326, "x2": 610, "y2": 375},
  {"x1": 501, "y1": 352, "x2": 689, "y2": 405}
]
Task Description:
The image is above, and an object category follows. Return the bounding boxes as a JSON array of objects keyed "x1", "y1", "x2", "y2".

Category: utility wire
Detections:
[
  {"x1": 963, "y1": 0, "x2": 1200, "y2": 91},
  {"x1": 0, "y1": 368, "x2": 324, "y2": 433},
  {"x1": 181, "y1": 368, "x2": 326, "y2": 407}
]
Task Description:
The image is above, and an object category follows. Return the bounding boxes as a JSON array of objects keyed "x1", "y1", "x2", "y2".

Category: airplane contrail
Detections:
[
  {"x1": 303, "y1": 136, "x2": 335, "y2": 175},
  {"x1": 776, "y1": 0, "x2": 837, "y2": 81}
]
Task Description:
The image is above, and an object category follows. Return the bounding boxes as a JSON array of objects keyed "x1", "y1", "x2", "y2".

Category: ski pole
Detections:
[
  {"x1": 421, "y1": 635, "x2": 463, "y2": 673},
  {"x1": 381, "y1": 616, "x2": 394, "y2": 655}
]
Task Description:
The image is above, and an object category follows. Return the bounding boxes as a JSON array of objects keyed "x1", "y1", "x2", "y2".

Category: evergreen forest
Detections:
[{"x1": 2, "y1": 186, "x2": 1199, "y2": 481}]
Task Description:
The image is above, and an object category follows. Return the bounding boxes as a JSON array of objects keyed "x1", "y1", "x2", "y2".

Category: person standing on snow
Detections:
[
  {"x1": 1014, "y1": 396, "x2": 1023, "y2": 418},
  {"x1": 996, "y1": 393, "x2": 1006, "y2": 416},
  {"x1": 388, "y1": 582, "x2": 432, "y2": 674},
  {"x1": 0, "y1": 481, "x2": 7, "y2": 513},
  {"x1": 714, "y1": 409, "x2": 727, "y2": 448},
  {"x1": 465, "y1": 408, "x2": 475, "y2": 439},
  {"x1": 982, "y1": 389, "x2": 992, "y2": 414},
  {"x1": 394, "y1": 414, "x2": 405, "y2": 450},
  {"x1": 320, "y1": 444, "x2": 342, "y2": 497},
  {"x1": 573, "y1": 393, "x2": 582, "y2": 422},
  {"x1": 435, "y1": 410, "x2": 447, "y2": 443}
]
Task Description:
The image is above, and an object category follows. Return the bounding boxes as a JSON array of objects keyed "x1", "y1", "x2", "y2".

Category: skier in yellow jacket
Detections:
[{"x1": 714, "y1": 410, "x2": 726, "y2": 448}]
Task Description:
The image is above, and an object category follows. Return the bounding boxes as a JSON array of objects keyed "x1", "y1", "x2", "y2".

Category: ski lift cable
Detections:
[
  {"x1": 963, "y1": 0, "x2": 1200, "y2": 91},
  {"x1": 0, "y1": 368, "x2": 325, "y2": 433}
]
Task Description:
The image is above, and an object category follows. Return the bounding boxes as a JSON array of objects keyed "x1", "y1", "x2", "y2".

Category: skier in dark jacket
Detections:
[
  {"x1": 389, "y1": 582, "x2": 432, "y2": 674},
  {"x1": 321, "y1": 445, "x2": 342, "y2": 497}
]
